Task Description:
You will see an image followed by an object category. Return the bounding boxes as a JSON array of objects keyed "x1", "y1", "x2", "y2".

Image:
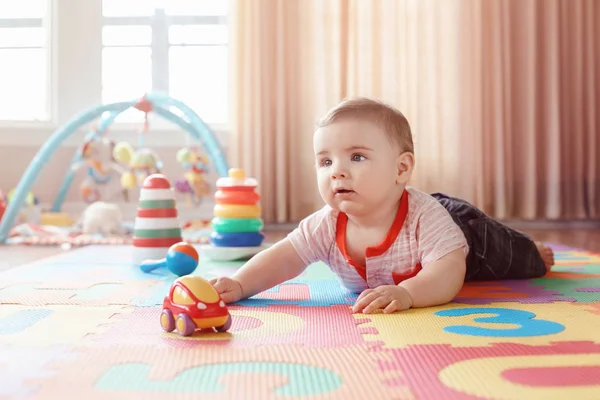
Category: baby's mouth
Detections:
[{"x1": 334, "y1": 188, "x2": 355, "y2": 195}]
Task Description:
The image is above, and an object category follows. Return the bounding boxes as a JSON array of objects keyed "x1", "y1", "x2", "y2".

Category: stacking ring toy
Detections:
[
  {"x1": 211, "y1": 217, "x2": 263, "y2": 233},
  {"x1": 213, "y1": 204, "x2": 261, "y2": 219},
  {"x1": 209, "y1": 232, "x2": 265, "y2": 247},
  {"x1": 214, "y1": 187, "x2": 260, "y2": 205}
]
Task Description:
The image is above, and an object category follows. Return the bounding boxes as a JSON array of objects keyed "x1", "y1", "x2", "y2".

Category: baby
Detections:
[{"x1": 210, "y1": 98, "x2": 555, "y2": 314}]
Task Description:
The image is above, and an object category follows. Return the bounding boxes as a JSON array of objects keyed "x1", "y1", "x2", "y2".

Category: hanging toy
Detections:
[
  {"x1": 113, "y1": 141, "x2": 136, "y2": 190},
  {"x1": 112, "y1": 99, "x2": 163, "y2": 201},
  {"x1": 174, "y1": 147, "x2": 211, "y2": 207},
  {"x1": 113, "y1": 142, "x2": 163, "y2": 200},
  {"x1": 71, "y1": 137, "x2": 125, "y2": 203},
  {"x1": 131, "y1": 149, "x2": 162, "y2": 185}
]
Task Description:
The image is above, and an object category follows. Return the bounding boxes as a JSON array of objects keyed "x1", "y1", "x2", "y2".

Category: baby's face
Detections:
[{"x1": 313, "y1": 120, "x2": 402, "y2": 216}]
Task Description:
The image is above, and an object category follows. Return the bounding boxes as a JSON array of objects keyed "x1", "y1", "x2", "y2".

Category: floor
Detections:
[
  {"x1": 0, "y1": 245, "x2": 66, "y2": 272},
  {"x1": 1, "y1": 225, "x2": 599, "y2": 271},
  {"x1": 520, "y1": 228, "x2": 600, "y2": 252}
]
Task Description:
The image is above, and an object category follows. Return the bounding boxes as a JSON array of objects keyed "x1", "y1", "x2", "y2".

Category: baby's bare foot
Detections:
[{"x1": 535, "y1": 242, "x2": 555, "y2": 272}]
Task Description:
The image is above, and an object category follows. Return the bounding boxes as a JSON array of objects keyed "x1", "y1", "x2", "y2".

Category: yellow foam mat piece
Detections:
[
  {"x1": 0, "y1": 305, "x2": 132, "y2": 347},
  {"x1": 353, "y1": 301, "x2": 600, "y2": 348}
]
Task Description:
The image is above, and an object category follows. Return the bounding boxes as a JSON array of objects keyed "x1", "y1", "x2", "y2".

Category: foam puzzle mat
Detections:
[{"x1": 1, "y1": 243, "x2": 600, "y2": 399}]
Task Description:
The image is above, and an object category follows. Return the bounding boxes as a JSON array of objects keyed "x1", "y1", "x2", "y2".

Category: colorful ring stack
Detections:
[
  {"x1": 210, "y1": 168, "x2": 264, "y2": 248},
  {"x1": 132, "y1": 174, "x2": 183, "y2": 266}
]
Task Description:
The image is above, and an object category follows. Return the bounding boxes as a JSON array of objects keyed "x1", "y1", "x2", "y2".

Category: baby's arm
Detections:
[
  {"x1": 397, "y1": 247, "x2": 466, "y2": 308},
  {"x1": 352, "y1": 248, "x2": 466, "y2": 313},
  {"x1": 230, "y1": 238, "x2": 308, "y2": 299},
  {"x1": 211, "y1": 206, "x2": 334, "y2": 303},
  {"x1": 401, "y1": 198, "x2": 469, "y2": 308}
]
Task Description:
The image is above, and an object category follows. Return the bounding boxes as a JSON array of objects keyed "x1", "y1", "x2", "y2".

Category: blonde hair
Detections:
[{"x1": 316, "y1": 97, "x2": 414, "y2": 153}]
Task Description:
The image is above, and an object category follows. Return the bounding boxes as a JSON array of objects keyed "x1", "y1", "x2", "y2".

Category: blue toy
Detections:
[
  {"x1": 209, "y1": 231, "x2": 265, "y2": 247},
  {"x1": 140, "y1": 242, "x2": 199, "y2": 277},
  {"x1": 0, "y1": 93, "x2": 230, "y2": 243}
]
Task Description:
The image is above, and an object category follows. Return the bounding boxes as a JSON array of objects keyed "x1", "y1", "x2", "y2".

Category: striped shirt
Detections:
[{"x1": 288, "y1": 187, "x2": 469, "y2": 293}]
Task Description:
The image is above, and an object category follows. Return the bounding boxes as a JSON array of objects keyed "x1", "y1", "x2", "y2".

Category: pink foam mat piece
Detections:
[
  {"x1": 375, "y1": 341, "x2": 600, "y2": 399},
  {"x1": 87, "y1": 305, "x2": 380, "y2": 349}
]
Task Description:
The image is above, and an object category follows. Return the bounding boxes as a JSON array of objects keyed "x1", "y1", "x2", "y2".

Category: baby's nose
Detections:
[{"x1": 331, "y1": 170, "x2": 347, "y2": 179}]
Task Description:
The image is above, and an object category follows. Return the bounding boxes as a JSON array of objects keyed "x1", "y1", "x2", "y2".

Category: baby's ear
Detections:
[{"x1": 396, "y1": 152, "x2": 415, "y2": 184}]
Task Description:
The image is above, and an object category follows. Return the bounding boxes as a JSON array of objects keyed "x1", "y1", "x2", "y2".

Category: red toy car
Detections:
[{"x1": 160, "y1": 275, "x2": 232, "y2": 336}]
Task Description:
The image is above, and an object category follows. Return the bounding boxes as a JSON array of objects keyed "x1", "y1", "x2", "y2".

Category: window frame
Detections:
[
  {"x1": 101, "y1": 10, "x2": 229, "y2": 127},
  {"x1": 102, "y1": 12, "x2": 228, "y2": 93},
  {"x1": 0, "y1": 0, "x2": 230, "y2": 148},
  {"x1": 0, "y1": 0, "x2": 54, "y2": 125}
]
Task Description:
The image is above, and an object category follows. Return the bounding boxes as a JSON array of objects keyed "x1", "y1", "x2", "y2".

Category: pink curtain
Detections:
[
  {"x1": 459, "y1": 0, "x2": 600, "y2": 219},
  {"x1": 229, "y1": 0, "x2": 600, "y2": 223}
]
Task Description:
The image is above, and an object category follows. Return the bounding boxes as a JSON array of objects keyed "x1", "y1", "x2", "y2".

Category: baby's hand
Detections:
[
  {"x1": 352, "y1": 285, "x2": 413, "y2": 314},
  {"x1": 209, "y1": 277, "x2": 243, "y2": 304}
]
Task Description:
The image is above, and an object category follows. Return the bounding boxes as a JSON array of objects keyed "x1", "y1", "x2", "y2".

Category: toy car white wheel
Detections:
[
  {"x1": 215, "y1": 314, "x2": 232, "y2": 332},
  {"x1": 160, "y1": 309, "x2": 175, "y2": 332}
]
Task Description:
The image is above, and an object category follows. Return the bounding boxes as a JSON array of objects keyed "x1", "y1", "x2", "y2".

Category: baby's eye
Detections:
[
  {"x1": 320, "y1": 159, "x2": 332, "y2": 167},
  {"x1": 351, "y1": 154, "x2": 366, "y2": 162}
]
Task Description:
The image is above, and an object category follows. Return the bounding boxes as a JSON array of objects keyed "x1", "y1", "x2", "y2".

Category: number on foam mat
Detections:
[
  {"x1": 96, "y1": 362, "x2": 343, "y2": 396},
  {"x1": 435, "y1": 307, "x2": 565, "y2": 337}
]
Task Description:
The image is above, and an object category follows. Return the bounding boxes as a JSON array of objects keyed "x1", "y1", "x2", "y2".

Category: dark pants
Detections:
[{"x1": 432, "y1": 193, "x2": 547, "y2": 281}]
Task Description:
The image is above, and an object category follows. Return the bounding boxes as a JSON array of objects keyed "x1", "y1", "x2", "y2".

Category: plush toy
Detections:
[{"x1": 78, "y1": 201, "x2": 124, "y2": 235}]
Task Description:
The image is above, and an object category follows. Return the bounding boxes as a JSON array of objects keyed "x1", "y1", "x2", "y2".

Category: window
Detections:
[
  {"x1": 102, "y1": 0, "x2": 228, "y2": 124},
  {"x1": 0, "y1": 0, "x2": 50, "y2": 121}
]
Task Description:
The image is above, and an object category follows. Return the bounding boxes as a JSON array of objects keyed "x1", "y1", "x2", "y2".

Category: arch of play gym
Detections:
[{"x1": 0, "y1": 92, "x2": 229, "y2": 243}]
